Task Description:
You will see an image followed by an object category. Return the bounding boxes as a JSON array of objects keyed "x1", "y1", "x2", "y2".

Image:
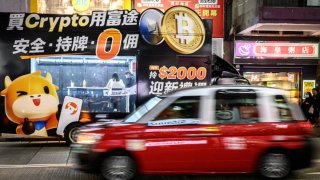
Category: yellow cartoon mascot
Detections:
[{"x1": 1, "y1": 71, "x2": 59, "y2": 136}]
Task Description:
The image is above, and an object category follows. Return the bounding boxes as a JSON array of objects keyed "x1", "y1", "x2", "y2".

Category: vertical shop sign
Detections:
[
  {"x1": 302, "y1": 80, "x2": 315, "y2": 99},
  {"x1": 134, "y1": 0, "x2": 224, "y2": 37}
]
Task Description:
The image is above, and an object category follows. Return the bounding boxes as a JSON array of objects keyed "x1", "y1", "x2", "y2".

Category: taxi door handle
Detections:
[{"x1": 184, "y1": 133, "x2": 220, "y2": 137}]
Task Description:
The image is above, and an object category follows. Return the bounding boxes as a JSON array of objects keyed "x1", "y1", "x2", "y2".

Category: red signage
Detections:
[
  {"x1": 235, "y1": 41, "x2": 319, "y2": 59},
  {"x1": 134, "y1": 0, "x2": 224, "y2": 37},
  {"x1": 255, "y1": 44, "x2": 316, "y2": 57}
]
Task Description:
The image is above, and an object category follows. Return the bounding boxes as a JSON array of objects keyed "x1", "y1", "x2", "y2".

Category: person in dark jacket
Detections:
[
  {"x1": 125, "y1": 71, "x2": 135, "y2": 88},
  {"x1": 124, "y1": 71, "x2": 136, "y2": 112},
  {"x1": 301, "y1": 92, "x2": 314, "y2": 123},
  {"x1": 312, "y1": 88, "x2": 320, "y2": 126}
]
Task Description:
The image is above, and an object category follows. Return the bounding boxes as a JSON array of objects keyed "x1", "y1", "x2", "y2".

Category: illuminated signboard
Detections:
[
  {"x1": 303, "y1": 80, "x2": 316, "y2": 99},
  {"x1": 134, "y1": 0, "x2": 224, "y2": 37},
  {"x1": 0, "y1": 6, "x2": 207, "y2": 60},
  {"x1": 235, "y1": 41, "x2": 319, "y2": 59}
]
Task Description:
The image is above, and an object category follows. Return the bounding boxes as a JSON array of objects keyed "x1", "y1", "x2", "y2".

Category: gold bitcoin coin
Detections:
[{"x1": 161, "y1": 6, "x2": 205, "y2": 54}]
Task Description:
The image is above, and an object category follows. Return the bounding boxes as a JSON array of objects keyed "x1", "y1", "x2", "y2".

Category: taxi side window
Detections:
[
  {"x1": 273, "y1": 95, "x2": 293, "y2": 121},
  {"x1": 215, "y1": 89, "x2": 260, "y2": 124},
  {"x1": 155, "y1": 96, "x2": 200, "y2": 120}
]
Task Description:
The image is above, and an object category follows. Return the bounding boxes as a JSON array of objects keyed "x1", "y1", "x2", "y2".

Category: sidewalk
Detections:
[
  {"x1": 314, "y1": 127, "x2": 320, "y2": 137},
  {"x1": 0, "y1": 133, "x2": 65, "y2": 143}
]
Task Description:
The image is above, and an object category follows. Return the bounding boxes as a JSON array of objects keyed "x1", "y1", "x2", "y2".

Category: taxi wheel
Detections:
[
  {"x1": 101, "y1": 155, "x2": 136, "y2": 180},
  {"x1": 258, "y1": 151, "x2": 291, "y2": 179},
  {"x1": 64, "y1": 122, "x2": 83, "y2": 145}
]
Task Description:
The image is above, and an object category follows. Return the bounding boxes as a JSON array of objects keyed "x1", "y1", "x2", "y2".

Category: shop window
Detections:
[
  {"x1": 215, "y1": 89, "x2": 260, "y2": 124},
  {"x1": 154, "y1": 96, "x2": 200, "y2": 120},
  {"x1": 37, "y1": 0, "x2": 124, "y2": 15},
  {"x1": 31, "y1": 55, "x2": 136, "y2": 113},
  {"x1": 243, "y1": 72, "x2": 300, "y2": 103}
]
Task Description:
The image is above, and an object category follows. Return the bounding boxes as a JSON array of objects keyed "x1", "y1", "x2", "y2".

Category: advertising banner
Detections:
[
  {"x1": 137, "y1": 55, "x2": 211, "y2": 104},
  {"x1": 134, "y1": 0, "x2": 224, "y2": 37},
  {"x1": 0, "y1": 10, "x2": 140, "y2": 60},
  {"x1": 0, "y1": 7, "x2": 212, "y2": 136}
]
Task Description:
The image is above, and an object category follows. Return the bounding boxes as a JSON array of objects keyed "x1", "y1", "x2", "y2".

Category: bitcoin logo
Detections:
[
  {"x1": 161, "y1": 6, "x2": 205, "y2": 54},
  {"x1": 176, "y1": 12, "x2": 194, "y2": 44}
]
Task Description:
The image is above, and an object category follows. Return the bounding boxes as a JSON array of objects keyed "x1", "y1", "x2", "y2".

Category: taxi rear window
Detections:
[
  {"x1": 215, "y1": 89, "x2": 260, "y2": 124},
  {"x1": 273, "y1": 95, "x2": 294, "y2": 122},
  {"x1": 155, "y1": 96, "x2": 200, "y2": 120}
]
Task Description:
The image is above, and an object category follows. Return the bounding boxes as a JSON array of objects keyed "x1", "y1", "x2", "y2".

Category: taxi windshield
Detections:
[{"x1": 124, "y1": 97, "x2": 163, "y2": 123}]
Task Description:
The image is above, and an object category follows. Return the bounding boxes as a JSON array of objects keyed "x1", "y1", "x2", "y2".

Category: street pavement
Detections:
[
  {"x1": 0, "y1": 135, "x2": 320, "y2": 179},
  {"x1": 0, "y1": 133, "x2": 72, "y2": 166},
  {"x1": 0, "y1": 141, "x2": 74, "y2": 166}
]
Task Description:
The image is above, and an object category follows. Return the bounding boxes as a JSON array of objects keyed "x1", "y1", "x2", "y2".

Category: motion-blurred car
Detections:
[{"x1": 73, "y1": 86, "x2": 314, "y2": 180}]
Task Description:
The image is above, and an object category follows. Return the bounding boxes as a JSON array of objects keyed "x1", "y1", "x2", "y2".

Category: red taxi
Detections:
[{"x1": 73, "y1": 86, "x2": 314, "y2": 180}]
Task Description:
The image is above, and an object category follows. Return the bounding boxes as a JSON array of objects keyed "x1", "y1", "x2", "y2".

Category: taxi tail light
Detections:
[{"x1": 297, "y1": 121, "x2": 313, "y2": 135}]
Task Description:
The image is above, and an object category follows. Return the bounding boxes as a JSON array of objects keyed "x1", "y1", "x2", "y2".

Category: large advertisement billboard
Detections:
[
  {"x1": 0, "y1": 6, "x2": 212, "y2": 137},
  {"x1": 134, "y1": 0, "x2": 224, "y2": 37}
]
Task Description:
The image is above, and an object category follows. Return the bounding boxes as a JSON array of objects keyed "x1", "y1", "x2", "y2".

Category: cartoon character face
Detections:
[
  {"x1": 1, "y1": 71, "x2": 59, "y2": 124},
  {"x1": 65, "y1": 102, "x2": 78, "y2": 115}
]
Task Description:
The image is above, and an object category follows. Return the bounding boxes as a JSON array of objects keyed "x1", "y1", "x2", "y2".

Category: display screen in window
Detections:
[{"x1": 31, "y1": 55, "x2": 136, "y2": 113}]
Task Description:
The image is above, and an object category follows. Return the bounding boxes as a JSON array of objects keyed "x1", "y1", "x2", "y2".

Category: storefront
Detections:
[
  {"x1": 234, "y1": 36, "x2": 319, "y2": 103},
  {"x1": 0, "y1": 6, "x2": 214, "y2": 141}
]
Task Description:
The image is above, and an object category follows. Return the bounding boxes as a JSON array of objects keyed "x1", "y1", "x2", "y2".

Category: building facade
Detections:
[{"x1": 231, "y1": 0, "x2": 320, "y2": 103}]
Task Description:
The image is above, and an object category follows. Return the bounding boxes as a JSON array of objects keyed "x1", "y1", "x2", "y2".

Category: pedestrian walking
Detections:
[
  {"x1": 311, "y1": 88, "x2": 320, "y2": 127},
  {"x1": 301, "y1": 92, "x2": 313, "y2": 123}
]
